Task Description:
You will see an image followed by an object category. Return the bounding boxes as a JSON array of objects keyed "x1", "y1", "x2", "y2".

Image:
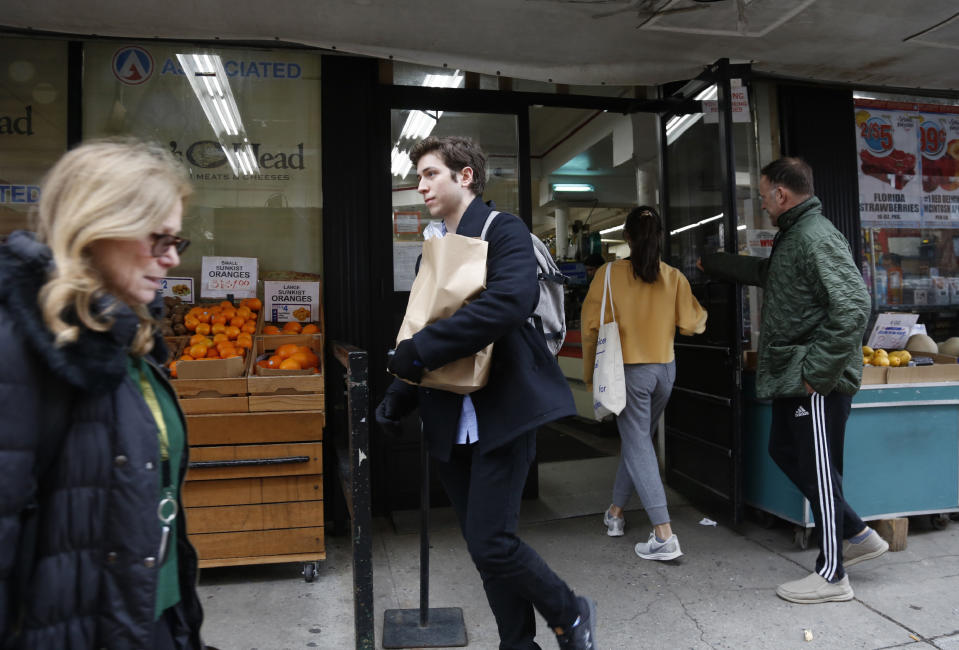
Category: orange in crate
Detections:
[
  {"x1": 289, "y1": 349, "x2": 319, "y2": 369},
  {"x1": 275, "y1": 343, "x2": 300, "y2": 359},
  {"x1": 279, "y1": 358, "x2": 302, "y2": 370}
]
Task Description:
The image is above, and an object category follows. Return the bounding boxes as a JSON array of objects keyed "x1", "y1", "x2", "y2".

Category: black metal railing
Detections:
[{"x1": 330, "y1": 341, "x2": 373, "y2": 650}]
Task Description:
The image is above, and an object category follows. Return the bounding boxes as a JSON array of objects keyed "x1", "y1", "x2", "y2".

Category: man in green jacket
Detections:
[{"x1": 699, "y1": 157, "x2": 888, "y2": 604}]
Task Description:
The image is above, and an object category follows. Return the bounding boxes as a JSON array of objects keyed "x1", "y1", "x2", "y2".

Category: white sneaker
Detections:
[
  {"x1": 776, "y1": 572, "x2": 854, "y2": 604},
  {"x1": 843, "y1": 528, "x2": 889, "y2": 567},
  {"x1": 634, "y1": 532, "x2": 683, "y2": 561},
  {"x1": 603, "y1": 508, "x2": 625, "y2": 537}
]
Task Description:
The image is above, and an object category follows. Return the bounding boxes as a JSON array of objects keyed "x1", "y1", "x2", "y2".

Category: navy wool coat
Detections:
[{"x1": 405, "y1": 196, "x2": 576, "y2": 461}]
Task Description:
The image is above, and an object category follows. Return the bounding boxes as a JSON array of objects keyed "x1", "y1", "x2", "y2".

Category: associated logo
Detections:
[{"x1": 112, "y1": 46, "x2": 154, "y2": 85}]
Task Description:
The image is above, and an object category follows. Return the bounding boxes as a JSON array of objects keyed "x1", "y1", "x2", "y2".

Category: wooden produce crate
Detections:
[
  {"x1": 171, "y1": 353, "x2": 252, "y2": 415},
  {"x1": 248, "y1": 334, "x2": 325, "y2": 413},
  {"x1": 183, "y1": 410, "x2": 326, "y2": 570}
]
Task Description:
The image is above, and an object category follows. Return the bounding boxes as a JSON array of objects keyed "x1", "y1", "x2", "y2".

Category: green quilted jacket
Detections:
[{"x1": 702, "y1": 196, "x2": 871, "y2": 400}]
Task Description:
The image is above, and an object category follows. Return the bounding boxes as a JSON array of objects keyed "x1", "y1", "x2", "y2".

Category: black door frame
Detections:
[
  {"x1": 360, "y1": 69, "x2": 699, "y2": 513},
  {"x1": 659, "y1": 59, "x2": 749, "y2": 523}
]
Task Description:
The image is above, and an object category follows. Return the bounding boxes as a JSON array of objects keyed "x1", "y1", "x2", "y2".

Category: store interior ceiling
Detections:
[{"x1": 7, "y1": 0, "x2": 958, "y2": 252}]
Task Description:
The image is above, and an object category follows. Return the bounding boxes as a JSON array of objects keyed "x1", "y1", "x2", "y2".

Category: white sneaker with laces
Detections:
[
  {"x1": 603, "y1": 508, "x2": 625, "y2": 537},
  {"x1": 634, "y1": 532, "x2": 683, "y2": 561}
]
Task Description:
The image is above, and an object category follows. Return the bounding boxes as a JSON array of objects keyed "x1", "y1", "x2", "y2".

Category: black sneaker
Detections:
[{"x1": 555, "y1": 596, "x2": 597, "y2": 649}]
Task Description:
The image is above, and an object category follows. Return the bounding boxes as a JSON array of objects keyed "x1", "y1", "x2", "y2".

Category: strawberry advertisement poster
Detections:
[
  {"x1": 855, "y1": 100, "x2": 922, "y2": 227},
  {"x1": 917, "y1": 111, "x2": 959, "y2": 226},
  {"x1": 856, "y1": 99, "x2": 959, "y2": 228}
]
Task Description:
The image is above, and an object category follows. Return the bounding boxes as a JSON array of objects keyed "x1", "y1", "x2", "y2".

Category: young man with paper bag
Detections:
[{"x1": 376, "y1": 136, "x2": 598, "y2": 650}]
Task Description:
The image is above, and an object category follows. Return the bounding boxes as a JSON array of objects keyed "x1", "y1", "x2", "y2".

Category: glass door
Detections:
[{"x1": 662, "y1": 78, "x2": 762, "y2": 523}]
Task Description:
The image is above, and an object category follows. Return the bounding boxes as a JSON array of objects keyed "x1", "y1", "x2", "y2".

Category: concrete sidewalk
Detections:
[{"x1": 197, "y1": 456, "x2": 959, "y2": 649}]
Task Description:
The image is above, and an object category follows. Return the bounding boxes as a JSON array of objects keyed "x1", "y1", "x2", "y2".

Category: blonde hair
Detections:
[{"x1": 35, "y1": 139, "x2": 192, "y2": 356}]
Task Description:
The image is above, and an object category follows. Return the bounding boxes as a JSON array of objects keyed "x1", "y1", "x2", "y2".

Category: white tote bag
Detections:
[{"x1": 592, "y1": 263, "x2": 627, "y2": 419}]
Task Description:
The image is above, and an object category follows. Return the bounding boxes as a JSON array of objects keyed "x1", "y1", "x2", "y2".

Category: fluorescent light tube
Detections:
[
  {"x1": 552, "y1": 183, "x2": 594, "y2": 192},
  {"x1": 669, "y1": 213, "x2": 723, "y2": 236}
]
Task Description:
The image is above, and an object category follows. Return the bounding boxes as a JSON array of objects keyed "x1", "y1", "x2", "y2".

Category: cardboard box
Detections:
[
  {"x1": 861, "y1": 365, "x2": 888, "y2": 385},
  {"x1": 886, "y1": 353, "x2": 959, "y2": 384}
]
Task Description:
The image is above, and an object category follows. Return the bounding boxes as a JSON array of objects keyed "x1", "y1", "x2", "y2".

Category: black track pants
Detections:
[{"x1": 769, "y1": 391, "x2": 866, "y2": 582}]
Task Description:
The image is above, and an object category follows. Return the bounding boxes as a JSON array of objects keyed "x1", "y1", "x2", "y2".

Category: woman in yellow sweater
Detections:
[{"x1": 581, "y1": 206, "x2": 707, "y2": 561}]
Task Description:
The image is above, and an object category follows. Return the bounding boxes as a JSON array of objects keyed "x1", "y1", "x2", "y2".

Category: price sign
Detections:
[
  {"x1": 160, "y1": 276, "x2": 194, "y2": 303},
  {"x1": 264, "y1": 280, "x2": 320, "y2": 322},
  {"x1": 854, "y1": 102, "x2": 922, "y2": 227},
  {"x1": 200, "y1": 256, "x2": 258, "y2": 299},
  {"x1": 867, "y1": 312, "x2": 919, "y2": 350},
  {"x1": 919, "y1": 119, "x2": 947, "y2": 158}
]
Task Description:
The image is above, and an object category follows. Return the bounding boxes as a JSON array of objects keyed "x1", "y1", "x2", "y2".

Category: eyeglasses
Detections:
[{"x1": 149, "y1": 233, "x2": 190, "y2": 257}]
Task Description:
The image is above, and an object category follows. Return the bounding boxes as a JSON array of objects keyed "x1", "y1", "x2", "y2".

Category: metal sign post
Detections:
[{"x1": 382, "y1": 426, "x2": 467, "y2": 648}]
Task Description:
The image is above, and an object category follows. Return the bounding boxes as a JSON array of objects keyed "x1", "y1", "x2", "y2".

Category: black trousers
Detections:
[
  {"x1": 432, "y1": 431, "x2": 579, "y2": 650},
  {"x1": 769, "y1": 391, "x2": 866, "y2": 582}
]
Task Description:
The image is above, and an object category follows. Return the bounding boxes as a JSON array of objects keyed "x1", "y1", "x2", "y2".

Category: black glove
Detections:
[
  {"x1": 375, "y1": 380, "x2": 419, "y2": 438},
  {"x1": 375, "y1": 399, "x2": 404, "y2": 438},
  {"x1": 388, "y1": 338, "x2": 425, "y2": 383}
]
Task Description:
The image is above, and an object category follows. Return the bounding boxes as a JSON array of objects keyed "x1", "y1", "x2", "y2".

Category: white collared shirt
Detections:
[{"x1": 423, "y1": 219, "x2": 479, "y2": 445}]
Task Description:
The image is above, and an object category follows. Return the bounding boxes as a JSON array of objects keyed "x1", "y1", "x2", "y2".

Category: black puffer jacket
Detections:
[{"x1": 0, "y1": 231, "x2": 204, "y2": 649}]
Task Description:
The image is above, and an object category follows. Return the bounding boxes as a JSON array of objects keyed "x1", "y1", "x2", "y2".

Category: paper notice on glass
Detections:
[
  {"x1": 393, "y1": 241, "x2": 423, "y2": 292},
  {"x1": 867, "y1": 312, "x2": 919, "y2": 350},
  {"x1": 731, "y1": 86, "x2": 750, "y2": 123},
  {"x1": 746, "y1": 229, "x2": 776, "y2": 258},
  {"x1": 394, "y1": 211, "x2": 421, "y2": 234},
  {"x1": 703, "y1": 100, "x2": 718, "y2": 124},
  {"x1": 699, "y1": 88, "x2": 749, "y2": 124}
]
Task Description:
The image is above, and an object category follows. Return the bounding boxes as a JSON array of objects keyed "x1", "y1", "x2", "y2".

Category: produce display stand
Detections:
[
  {"x1": 743, "y1": 370, "x2": 959, "y2": 548},
  {"x1": 174, "y1": 327, "x2": 326, "y2": 580}
]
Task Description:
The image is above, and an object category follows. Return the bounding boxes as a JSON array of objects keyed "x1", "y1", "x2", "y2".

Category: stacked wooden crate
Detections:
[{"x1": 172, "y1": 331, "x2": 326, "y2": 574}]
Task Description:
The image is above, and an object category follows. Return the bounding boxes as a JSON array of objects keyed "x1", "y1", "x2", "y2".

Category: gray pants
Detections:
[{"x1": 611, "y1": 361, "x2": 676, "y2": 526}]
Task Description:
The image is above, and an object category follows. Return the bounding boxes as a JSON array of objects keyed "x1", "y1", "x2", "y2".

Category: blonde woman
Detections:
[
  {"x1": 582, "y1": 206, "x2": 707, "y2": 562},
  {"x1": 0, "y1": 140, "x2": 210, "y2": 648}
]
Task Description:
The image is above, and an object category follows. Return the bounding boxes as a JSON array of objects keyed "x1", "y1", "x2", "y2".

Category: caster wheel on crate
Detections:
[
  {"x1": 930, "y1": 514, "x2": 949, "y2": 531},
  {"x1": 302, "y1": 562, "x2": 318, "y2": 582},
  {"x1": 793, "y1": 526, "x2": 812, "y2": 550}
]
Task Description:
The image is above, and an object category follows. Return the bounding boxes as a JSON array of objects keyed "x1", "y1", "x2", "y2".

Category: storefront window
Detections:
[
  {"x1": 82, "y1": 41, "x2": 322, "y2": 291},
  {"x1": 0, "y1": 36, "x2": 69, "y2": 236},
  {"x1": 854, "y1": 94, "x2": 959, "y2": 323}
]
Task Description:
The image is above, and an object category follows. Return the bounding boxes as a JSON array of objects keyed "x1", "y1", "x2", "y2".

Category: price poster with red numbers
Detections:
[
  {"x1": 200, "y1": 256, "x2": 258, "y2": 299},
  {"x1": 855, "y1": 99, "x2": 959, "y2": 228},
  {"x1": 918, "y1": 111, "x2": 959, "y2": 225}
]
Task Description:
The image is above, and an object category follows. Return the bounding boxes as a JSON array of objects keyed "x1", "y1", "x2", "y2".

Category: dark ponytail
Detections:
[{"x1": 624, "y1": 205, "x2": 663, "y2": 283}]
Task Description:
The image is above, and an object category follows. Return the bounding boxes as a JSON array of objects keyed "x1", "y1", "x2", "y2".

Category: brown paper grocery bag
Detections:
[{"x1": 395, "y1": 232, "x2": 493, "y2": 395}]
